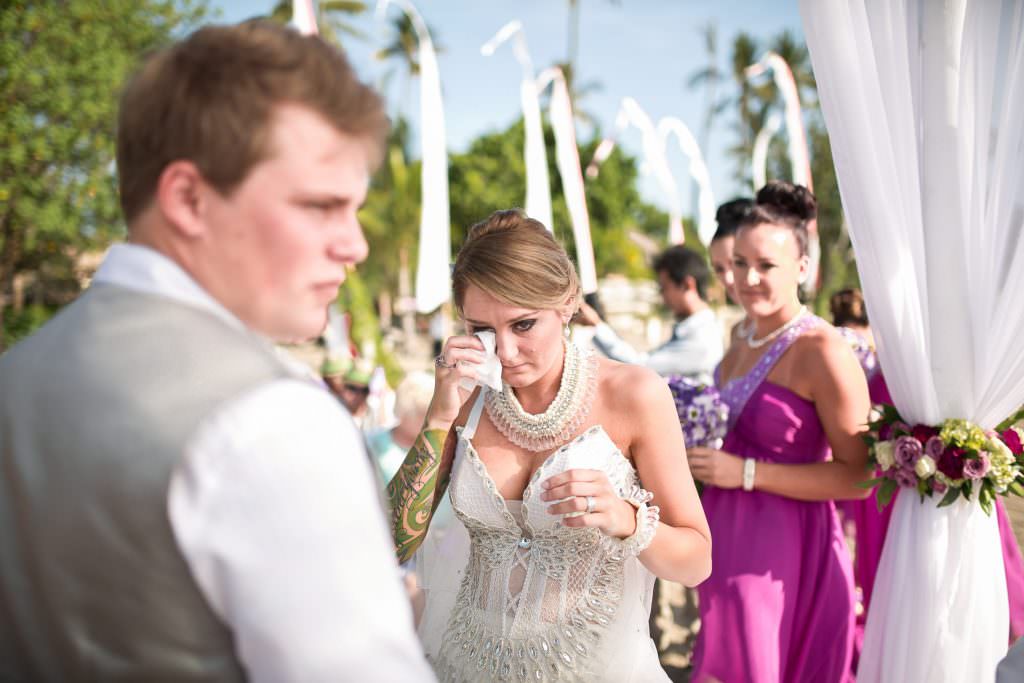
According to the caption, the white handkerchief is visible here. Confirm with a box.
[459,330,503,393]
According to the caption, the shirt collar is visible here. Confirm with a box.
[91,243,245,332]
[673,307,716,335]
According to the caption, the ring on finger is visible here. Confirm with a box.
[585,495,596,514]
[434,354,457,369]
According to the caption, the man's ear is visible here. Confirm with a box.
[155,160,209,239]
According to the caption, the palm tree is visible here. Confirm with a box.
[268,1,368,47]
[725,29,852,310]
[687,22,729,221]
[373,13,445,116]
[559,0,619,131]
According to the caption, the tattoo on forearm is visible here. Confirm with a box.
[386,428,451,563]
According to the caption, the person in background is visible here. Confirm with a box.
[578,245,724,383]
[689,181,869,683]
[707,198,755,308]
[320,354,350,397]
[367,371,436,483]
[338,362,373,426]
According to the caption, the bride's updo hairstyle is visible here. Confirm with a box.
[739,180,817,257]
[451,208,581,315]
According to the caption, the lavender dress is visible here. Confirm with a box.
[692,315,855,683]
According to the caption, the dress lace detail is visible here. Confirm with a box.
[432,424,650,682]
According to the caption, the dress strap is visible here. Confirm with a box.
[462,389,488,440]
[719,314,824,430]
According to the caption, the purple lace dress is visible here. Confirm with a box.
[692,315,855,683]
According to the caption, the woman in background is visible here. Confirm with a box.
[689,182,869,683]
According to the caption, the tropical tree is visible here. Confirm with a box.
[724,29,856,311]
[447,118,668,280]
[357,118,421,329]
[0,0,208,350]
[686,22,730,233]
[373,13,445,116]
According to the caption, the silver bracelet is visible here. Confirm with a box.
[742,457,756,491]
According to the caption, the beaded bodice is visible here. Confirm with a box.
[432,413,646,683]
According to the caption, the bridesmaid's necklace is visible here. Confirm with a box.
[485,340,598,453]
[746,305,808,349]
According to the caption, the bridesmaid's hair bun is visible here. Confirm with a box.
[756,180,817,222]
[739,180,818,256]
[712,198,755,242]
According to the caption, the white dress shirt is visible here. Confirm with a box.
[591,307,724,382]
[93,244,435,682]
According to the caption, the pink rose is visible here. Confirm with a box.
[894,435,923,468]
[894,467,918,489]
[1002,429,1023,456]
[963,454,991,480]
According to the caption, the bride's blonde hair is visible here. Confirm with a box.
[451,209,581,316]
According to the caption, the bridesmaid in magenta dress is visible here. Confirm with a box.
[689,182,870,683]
[831,289,1024,647]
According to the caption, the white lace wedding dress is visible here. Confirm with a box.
[417,392,669,682]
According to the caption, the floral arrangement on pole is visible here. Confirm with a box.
[862,405,1024,514]
[667,376,729,449]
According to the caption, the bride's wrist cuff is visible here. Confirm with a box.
[615,486,660,557]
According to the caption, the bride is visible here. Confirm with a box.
[387,209,711,682]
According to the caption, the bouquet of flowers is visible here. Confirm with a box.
[667,376,729,450]
[863,404,1024,514]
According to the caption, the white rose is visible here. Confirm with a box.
[915,454,937,478]
[875,440,896,471]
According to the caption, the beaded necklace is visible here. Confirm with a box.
[484,340,598,453]
[746,306,808,349]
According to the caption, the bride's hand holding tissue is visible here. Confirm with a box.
[426,330,502,432]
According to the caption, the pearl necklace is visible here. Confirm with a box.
[484,340,598,453]
[746,305,808,349]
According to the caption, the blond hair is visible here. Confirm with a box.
[451,209,581,315]
[394,371,435,422]
[116,20,388,224]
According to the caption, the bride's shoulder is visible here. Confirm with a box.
[595,356,669,409]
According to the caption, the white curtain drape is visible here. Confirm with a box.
[800,1,1024,680]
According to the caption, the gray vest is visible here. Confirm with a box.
[0,283,296,681]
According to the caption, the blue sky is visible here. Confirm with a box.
[211,1,805,214]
